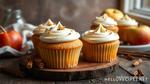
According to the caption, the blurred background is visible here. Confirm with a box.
[0,0,120,33]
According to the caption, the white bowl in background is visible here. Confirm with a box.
[119,43,150,52]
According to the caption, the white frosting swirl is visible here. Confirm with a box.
[94,14,117,26]
[117,15,138,26]
[82,24,119,43]
[40,22,80,43]
[33,19,55,35]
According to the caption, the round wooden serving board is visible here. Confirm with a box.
[20,55,119,81]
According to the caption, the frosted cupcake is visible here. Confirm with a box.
[32,19,55,54]
[117,15,138,41]
[38,22,83,69]
[91,14,118,33]
[82,24,119,63]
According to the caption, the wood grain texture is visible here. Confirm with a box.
[0,0,119,33]
[0,57,143,84]
[119,57,150,84]
[19,55,118,81]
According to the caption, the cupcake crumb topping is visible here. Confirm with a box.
[44,19,55,26]
[33,19,55,35]
[56,22,65,30]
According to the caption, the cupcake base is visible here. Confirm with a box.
[82,40,120,63]
[38,39,83,69]
[118,25,137,42]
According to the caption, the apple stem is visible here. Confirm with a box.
[0,25,7,32]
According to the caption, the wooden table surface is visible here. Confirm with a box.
[0,57,149,84]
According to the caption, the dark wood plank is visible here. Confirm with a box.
[0,65,140,84]
[119,57,150,84]
[0,57,142,84]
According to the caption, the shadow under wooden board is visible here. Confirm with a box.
[19,54,119,81]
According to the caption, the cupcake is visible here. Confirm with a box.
[117,15,138,42]
[91,14,118,33]
[82,24,119,63]
[38,22,83,69]
[32,19,55,54]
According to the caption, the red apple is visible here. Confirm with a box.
[0,26,23,51]
[127,25,150,45]
[8,30,23,50]
[104,8,124,20]
[0,26,11,47]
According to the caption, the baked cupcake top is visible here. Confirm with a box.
[117,15,138,26]
[93,14,117,26]
[33,19,55,35]
[82,24,119,43]
[40,22,80,43]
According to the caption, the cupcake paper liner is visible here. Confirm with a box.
[38,46,82,69]
[118,25,137,41]
[82,40,119,63]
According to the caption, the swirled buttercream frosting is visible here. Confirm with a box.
[94,14,117,26]
[82,24,119,43]
[117,15,138,26]
[33,19,55,35]
[40,22,80,43]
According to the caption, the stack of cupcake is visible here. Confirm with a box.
[91,14,119,33]
[91,8,150,45]
[31,8,150,70]
[31,18,120,69]
[90,12,137,43]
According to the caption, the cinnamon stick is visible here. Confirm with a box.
[34,58,44,69]
[23,56,33,69]
[131,69,144,77]
[132,70,139,76]
[26,60,33,69]
[138,69,144,76]
[132,59,143,67]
